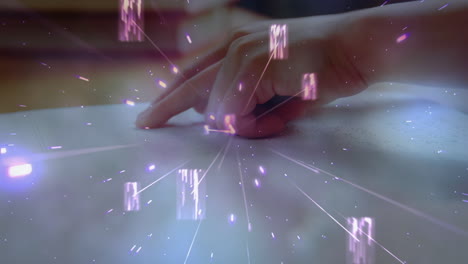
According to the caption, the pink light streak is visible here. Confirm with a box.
[302,73,318,100]
[177,169,205,220]
[158,80,167,88]
[48,146,62,150]
[124,182,140,211]
[347,217,375,264]
[224,115,236,134]
[185,34,193,44]
[396,33,408,43]
[269,24,288,60]
[119,0,144,42]
[259,166,266,175]
[125,100,135,106]
[254,178,260,188]
[203,115,236,135]
[76,75,89,82]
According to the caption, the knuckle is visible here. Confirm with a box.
[228,25,252,42]
[227,36,253,57]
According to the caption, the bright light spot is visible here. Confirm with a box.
[119,0,144,42]
[259,166,265,175]
[396,33,408,43]
[186,34,192,44]
[172,66,179,74]
[302,73,318,100]
[49,146,62,150]
[203,125,210,135]
[269,24,288,60]
[148,164,156,171]
[238,83,243,92]
[125,100,135,106]
[254,178,260,187]
[124,182,140,211]
[177,169,206,220]
[224,115,236,135]
[0,147,6,154]
[158,80,167,88]
[229,213,236,224]
[8,163,33,178]
[76,75,89,82]
[209,115,215,121]
[271,232,276,239]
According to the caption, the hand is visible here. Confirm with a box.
[136,14,369,138]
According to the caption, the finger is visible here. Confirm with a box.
[151,42,231,106]
[136,61,222,128]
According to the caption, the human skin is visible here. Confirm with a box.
[136,0,468,138]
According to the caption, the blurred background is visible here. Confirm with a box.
[0,0,414,114]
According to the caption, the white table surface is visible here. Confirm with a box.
[0,83,467,264]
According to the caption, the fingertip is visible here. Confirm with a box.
[135,105,168,129]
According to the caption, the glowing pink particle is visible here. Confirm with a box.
[186,34,192,44]
[0,147,6,154]
[346,217,375,264]
[229,213,236,224]
[119,0,144,42]
[125,100,135,106]
[302,73,318,100]
[396,34,408,43]
[76,75,89,82]
[238,83,243,92]
[203,125,210,135]
[124,182,140,211]
[8,163,32,178]
[269,24,288,60]
[158,80,167,88]
[136,246,142,253]
[254,178,260,187]
[49,146,62,150]
[172,66,179,74]
[224,115,236,135]
[259,166,265,175]
[177,169,206,220]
